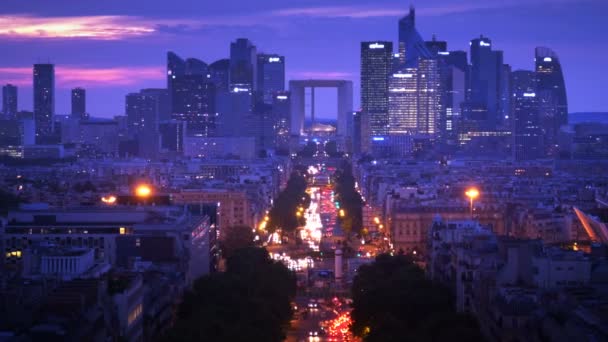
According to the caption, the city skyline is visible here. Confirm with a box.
[0,0,606,118]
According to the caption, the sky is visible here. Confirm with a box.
[0,0,606,119]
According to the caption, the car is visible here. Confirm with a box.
[308,330,319,338]
[307,299,318,309]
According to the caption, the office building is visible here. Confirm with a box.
[361,41,393,137]
[511,70,543,160]
[33,64,55,141]
[388,70,418,134]
[398,6,432,68]
[272,91,291,152]
[171,74,215,137]
[71,87,86,119]
[230,38,257,89]
[2,84,18,119]
[257,54,285,104]
[535,47,568,156]
[417,58,442,135]
[469,36,504,129]
[126,92,158,135]
[209,59,230,93]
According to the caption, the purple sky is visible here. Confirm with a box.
[1,0,606,119]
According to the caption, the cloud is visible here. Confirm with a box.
[288,71,354,80]
[0,66,163,88]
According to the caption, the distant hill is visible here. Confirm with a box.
[569,112,608,124]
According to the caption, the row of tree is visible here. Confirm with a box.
[351,254,483,341]
[267,171,310,235]
[163,247,296,342]
[332,160,364,235]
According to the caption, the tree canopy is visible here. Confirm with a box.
[164,247,296,342]
[351,254,483,342]
[332,160,363,235]
[219,225,255,259]
[267,171,309,234]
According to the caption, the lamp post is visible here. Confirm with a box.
[465,188,479,218]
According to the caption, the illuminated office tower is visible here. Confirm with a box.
[71,87,86,119]
[171,75,215,136]
[535,47,568,156]
[398,6,432,67]
[361,41,393,137]
[511,70,542,160]
[257,54,285,104]
[272,91,291,151]
[2,84,17,119]
[33,64,55,142]
[417,59,442,135]
[388,70,418,134]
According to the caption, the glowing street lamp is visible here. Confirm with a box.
[135,184,152,198]
[339,209,345,218]
[465,188,479,218]
[101,195,117,205]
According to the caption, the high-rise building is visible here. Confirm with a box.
[125,92,158,136]
[167,52,215,136]
[141,88,170,122]
[361,41,393,138]
[417,59,442,135]
[257,54,285,104]
[388,70,418,134]
[535,47,568,156]
[272,91,291,152]
[398,6,432,68]
[171,75,215,136]
[230,38,257,89]
[469,36,504,129]
[425,36,448,56]
[511,70,542,160]
[71,87,86,119]
[209,59,230,93]
[33,64,55,141]
[2,84,18,119]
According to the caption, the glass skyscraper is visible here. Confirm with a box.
[2,84,17,119]
[71,87,86,119]
[398,6,432,68]
[535,47,568,156]
[361,41,393,137]
[388,70,418,134]
[230,38,257,89]
[257,54,285,104]
[33,64,55,141]
[469,36,505,129]
[511,70,543,160]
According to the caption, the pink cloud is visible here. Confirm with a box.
[0,66,163,88]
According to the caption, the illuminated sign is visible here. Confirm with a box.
[523,92,536,97]
[276,95,288,100]
[543,57,552,62]
[268,57,281,62]
[369,43,385,49]
[479,41,491,47]
[232,87,250,93]
[372,137,385,141]
[438,51,450,55]
[393,73,413,78]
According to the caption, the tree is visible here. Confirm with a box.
[332,161,363,235]
[164,247,296,342]
[220,225,255,259]
[351,254,483,342]
[267,171,309,235]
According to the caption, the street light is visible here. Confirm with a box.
[339,209,345,218]
[135,184,152,198]
[465,188,479,218]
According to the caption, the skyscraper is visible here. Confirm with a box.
[209,59,230,93]
[71,87,86,119]
[167,51,186,93]
[257,54,285,104]
[388,70,418,134]
[535,47,568,156]
[126,92,158,135]
[469,36,504,129]
[230,38,257,89]
[511,70,542,160]
[398,6,432,68]
[272,91,291,152]
[2,84,18,119]
[417,59,442,135]
[361,41,393,137]
[171,75,216,136]
[33,64,55,141]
